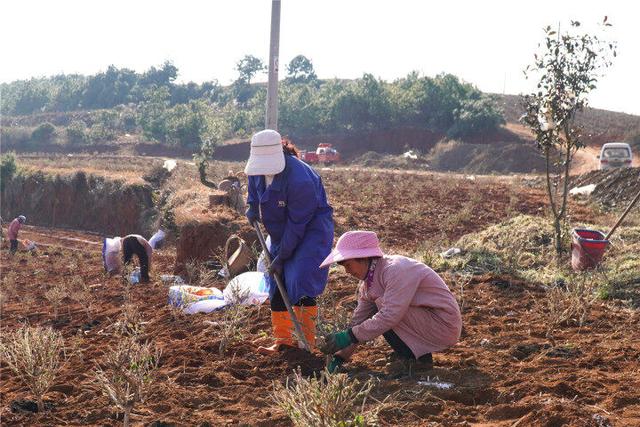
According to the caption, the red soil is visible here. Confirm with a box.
[1,171,639,426]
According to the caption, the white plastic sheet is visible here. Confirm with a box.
[569,184,596,197]
[223,272,269,306]
[183,298,228,315]
[149,230,166,249]
[102,237,122,273]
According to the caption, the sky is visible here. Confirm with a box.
[2,0,639,115]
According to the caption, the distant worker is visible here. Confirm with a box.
[245,129,334,354]
[7,215,26,255]
[318,230,462,374]
[121,234,153,283]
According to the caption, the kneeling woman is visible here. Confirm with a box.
[318,230,462,372]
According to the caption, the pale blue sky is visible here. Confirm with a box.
[2,0,639,114]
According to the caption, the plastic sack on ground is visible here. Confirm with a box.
[102,237,122,273]
[129,267,141,284]
[160,274,185,285]
[149,230,166,249]
[168,285,224,308]
[22,239,37,251]
[183,298,228,315]
[223,271,269,305]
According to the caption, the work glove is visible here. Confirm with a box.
[267,254,284,276]
[246,206,260,225]
[318,329,356,354]
[327,355,346,374]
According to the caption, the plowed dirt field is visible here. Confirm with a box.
[2,169,639,426]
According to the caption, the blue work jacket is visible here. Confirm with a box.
[247,154,334,304]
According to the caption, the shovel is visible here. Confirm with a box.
[252,222,311,352]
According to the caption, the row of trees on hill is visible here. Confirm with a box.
[1,55,504,147]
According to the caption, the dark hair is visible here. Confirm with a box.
[282,137,300,158]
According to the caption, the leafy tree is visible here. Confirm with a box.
[82,65,138,109]
[286,55,317,83]
[279,83,322,135]
[165,100,216,148]
[331,74,392,130]
[235,55,266,84]
[66,120,89,145]
[194,114,229,189]
[31,122,57,144]
[1,153,18,192]
[521,19,616,258]
[140,61,177,87]
[448,96,505,138]
[138,86,171,142]
[12,79,53,115]
[51,74,87,111]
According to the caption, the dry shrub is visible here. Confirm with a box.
[94,337,161,427]
[272,368,379,427]
[452,272,472,313]
[44,282,68,319]
[0,326,65,413]
[315,290,352,340]
[543,275,598,346]
[68,276,94,320]
[214,282,250,355]
[2,271,18,300]
[118,303,145,337]
[184,259,217,286]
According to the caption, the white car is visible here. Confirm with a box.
[598,142,633,170]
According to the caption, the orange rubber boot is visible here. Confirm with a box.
[257,311,295,355]
[294,305,318,351]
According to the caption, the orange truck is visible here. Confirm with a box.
[300,143,341,165]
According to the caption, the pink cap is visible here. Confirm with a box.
[319,231,384,268]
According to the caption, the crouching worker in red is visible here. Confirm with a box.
[318,231,462,374]
[122,234,153,283]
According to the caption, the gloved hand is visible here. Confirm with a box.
[267,254,284,276]
[246,206,260,225]
[318,329,356,354]
[327,355,346,373]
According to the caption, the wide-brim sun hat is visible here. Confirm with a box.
[244,129,285,176]
[319,230,384,268]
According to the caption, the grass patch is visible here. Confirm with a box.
[419,214,640,306]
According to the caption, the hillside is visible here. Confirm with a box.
[496,94,640,146]
[2,72,640,174]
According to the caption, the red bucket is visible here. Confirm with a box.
[571,228,609,271]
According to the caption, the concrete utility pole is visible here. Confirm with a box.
[265,0,281,130]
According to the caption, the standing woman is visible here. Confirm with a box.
[245,129,334,354]
[7,215,26,254]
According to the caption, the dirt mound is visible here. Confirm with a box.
[350,151,429,170]
[571,167,640,208]
[428,140,545,173]
[174,218,257,273]
[1,170,157,236]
